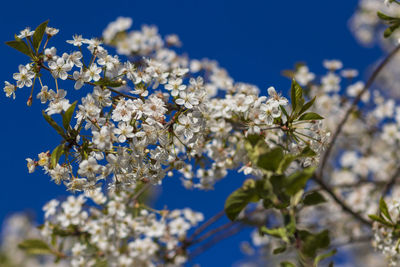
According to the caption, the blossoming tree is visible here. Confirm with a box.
[2,1,400,266]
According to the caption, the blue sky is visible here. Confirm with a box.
[0,0,382,265]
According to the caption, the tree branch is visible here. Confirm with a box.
[183,209,226,246]
[312,176,372,226]
[188,224,243,260]
[318,44,400,177]
[380,165,400,199]
[314,45,400,227]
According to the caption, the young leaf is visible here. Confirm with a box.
[260,226,289,243]
[51,144,64,169]
[42,111,66,138]
[314,249,337,267]
[299,96,316,115]
[284,167,316,195]
[368,214,393,227]
[290,79,303,114]
[384,23,400,38]
[94,77,124,88]
[303,191,326,206]
[5,40,32,57]
[62,101,77,130]
[18,239,52,255]
[280,262,295,267]
[280,105,289,118]
[224,187,259,221]
[377,11,398,21]
[379,198,393,223]
[298,112,324,121]
[277,154,297,174]
[299,146,317,157]
[273,245,287,255]
[298,229,330,258]
[32,20,49,53]
[276,147,316,174]
[257,147,284,172]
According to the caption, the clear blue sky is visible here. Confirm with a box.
[0,0,381,266]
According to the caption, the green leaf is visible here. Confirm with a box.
[62,101,77,130]
[94,259,108,267]
[273,245,287,254]
[225,186,259,221]
[246,134,263,147]
[260,226,289,243]
[42,111,66,138]
[255,179,274,200]
[377,11,398,21]
[379,198,393,222]
[94,77,124,87]
[277,154,296,174]
[276,147,316,174]
[51,144,64,169]
[298,112,324,121]
[314,249,337,267]
[299,96,316,115]
[18,239,52,255]
[5,40,32,57]
[280,105,289,118]
[299,146,317,158]
[368,214,393,227]
[384,23,400,38]
[290,79,303,115]
[280,262,296,267]
[284,167,316,195]
[257,147,284,172]
[303,191,326,206]
[32,20,49,53]
[298,229,330,258]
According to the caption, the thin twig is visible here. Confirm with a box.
[188,224,243,260]
[314,45,400,227]
[381,166,400,199]
[189,220,236,246]
[318,44,400,177]
[132,183,151,201]
[331,235,372,248]
[184,209,226,245]
[312,176,372,226]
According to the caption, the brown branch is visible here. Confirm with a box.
[380,165,400,199]
[183,209,226,246]
[314,45,400,227]
[188,224,243,260]
[331,235,372,248]
[189,220,236,246]
[312,176,372,226]
[318,44,400,177]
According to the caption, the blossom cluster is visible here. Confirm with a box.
[40,192,203,266]
[5,8,400,265]
[1,17,329,266]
